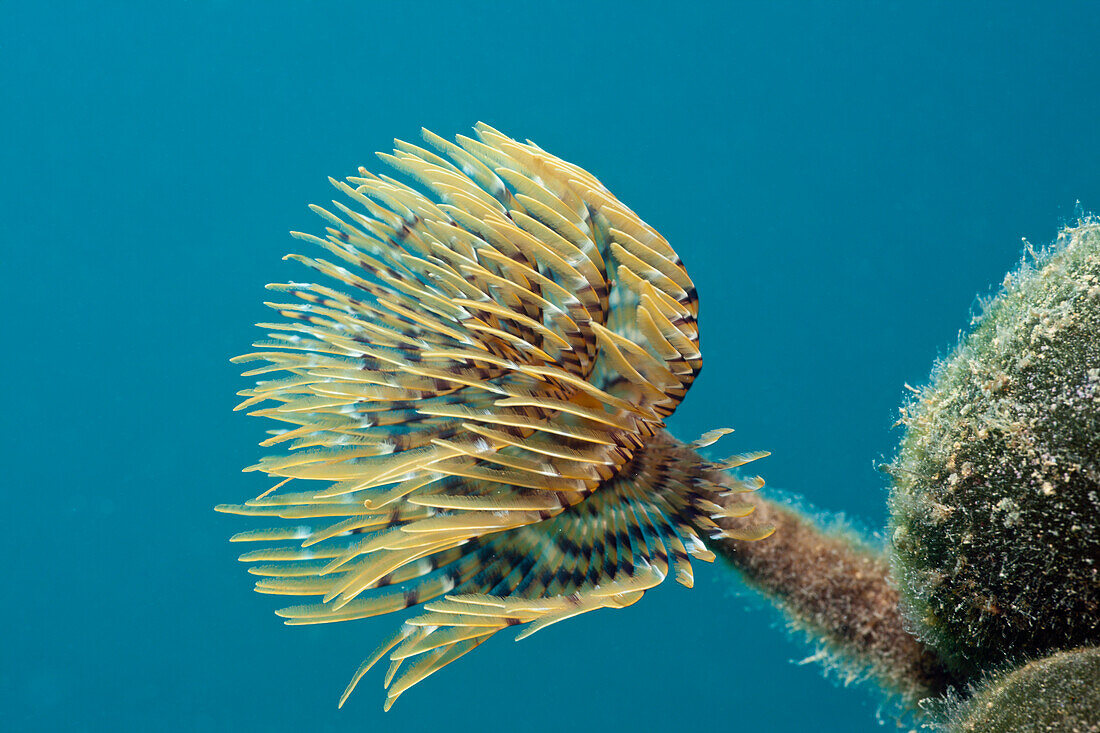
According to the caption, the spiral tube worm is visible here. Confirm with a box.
[217,125,772,710]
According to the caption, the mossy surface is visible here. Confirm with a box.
[889,221,1100,680]
[949,647,1100,733]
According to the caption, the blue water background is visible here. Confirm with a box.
[3,2,1098,731]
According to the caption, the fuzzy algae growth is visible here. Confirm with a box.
[950,647,1100,733]
[889,220,1100,682]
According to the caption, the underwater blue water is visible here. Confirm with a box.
[3,2,1098,731]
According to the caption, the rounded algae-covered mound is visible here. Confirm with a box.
[889,220,1100,679]
[949,647,1100,733]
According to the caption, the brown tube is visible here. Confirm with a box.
[706,464,957,702]
[648,431,955,702]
